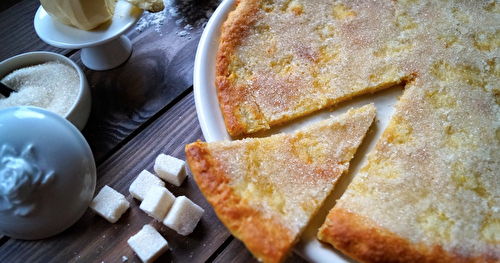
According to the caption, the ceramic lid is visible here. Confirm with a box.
[0,106,96,239]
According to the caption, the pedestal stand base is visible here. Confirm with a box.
[81,35,133,71]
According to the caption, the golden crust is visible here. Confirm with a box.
[215,0,408,136]
[216,0,267,136]
[319,207,498,263]
[186,105,376,263]
[216,0,259,77]
[185,141,294,263]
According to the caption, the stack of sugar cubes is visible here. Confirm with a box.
[88,154,204,263]
[129,154,205,235]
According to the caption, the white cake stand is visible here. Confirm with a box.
[34,1,144,71]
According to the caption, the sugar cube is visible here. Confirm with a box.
[139,185,176,221]
[129,170,165,201]
[127,224,169,263]
[89,185,130,223]
[163,196,204,236]
[154,154,187,186]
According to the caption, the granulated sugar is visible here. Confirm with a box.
[135,0,221,36]
[0,61,80,117]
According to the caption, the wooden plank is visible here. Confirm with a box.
[0,0,67,61]
[0,0,20,13]
[65,0,222,163]
[0,92,232,262]
[77,24,201,162]
[213,239,309,263]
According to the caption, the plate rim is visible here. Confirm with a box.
[193,0,235,143]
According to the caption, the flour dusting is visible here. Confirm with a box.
[135,0,222,36]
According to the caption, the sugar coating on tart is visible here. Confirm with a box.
[319,79,500,262]
[315,0,500,261]
[186,104,376,263]
[217,0,415,136]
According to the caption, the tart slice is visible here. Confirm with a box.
[185,104,376,263]
[216,0,412,136]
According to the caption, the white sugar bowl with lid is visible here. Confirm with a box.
[0,51,91,131]
[0,106,96,239]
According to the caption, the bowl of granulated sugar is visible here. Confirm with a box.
[0,52,91,131]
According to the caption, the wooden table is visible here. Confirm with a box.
[0,1,308,262]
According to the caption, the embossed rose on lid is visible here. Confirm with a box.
[0,144,55,216]
[0,106,96,240]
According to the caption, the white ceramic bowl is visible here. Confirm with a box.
[0,106,96,240]
[0,51,91,131]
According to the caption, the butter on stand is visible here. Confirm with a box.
[39,0,165,31]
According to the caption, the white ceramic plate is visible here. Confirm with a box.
[193,0,403,262]
[34,1,143,49]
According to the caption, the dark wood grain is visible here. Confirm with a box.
[79,26,201,163]
[213,238,309,263]
[0,0,67,62]
[76,0,222,163]
[0,0,20,13]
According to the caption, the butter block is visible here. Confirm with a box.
[139,185,176,221]
[154,154,187,186]
[40,0,117,30]
[127,224,169,263]
[89,185,129,223]
[129,170,165,201]
[163,196,204,236]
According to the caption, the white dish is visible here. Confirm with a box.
[0,51,91,131]
[193,0,403,262]
[34,1,143,48]
[34,1,143,70]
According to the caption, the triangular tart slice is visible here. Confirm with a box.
[185,104,376,263]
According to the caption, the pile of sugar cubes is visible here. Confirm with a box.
[88,154,204,263]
